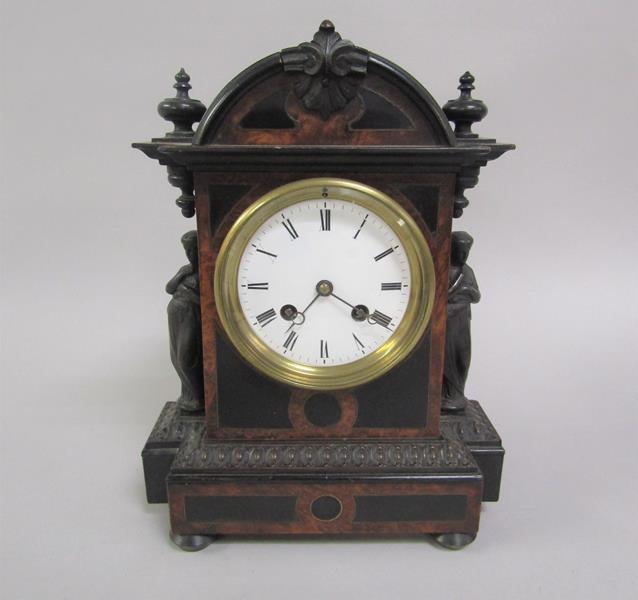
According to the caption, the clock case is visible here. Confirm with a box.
[135,21,513,550]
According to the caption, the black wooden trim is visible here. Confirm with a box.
[186,495,297,522]
[193,53,282,145]
[354,494,467,522]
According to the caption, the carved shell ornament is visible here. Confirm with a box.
[281,20,369,120]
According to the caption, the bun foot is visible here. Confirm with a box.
[432,532,476,549]
[170,531,217,552]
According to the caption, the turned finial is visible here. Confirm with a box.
[443,71,488,139]
[320,19,335,32]
[157,68,206,139]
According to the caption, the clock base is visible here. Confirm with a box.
[142,401,504,548]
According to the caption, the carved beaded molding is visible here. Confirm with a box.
[172,432,475,472]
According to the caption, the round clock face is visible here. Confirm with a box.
[238,199,410,367]
[214,178,435,390]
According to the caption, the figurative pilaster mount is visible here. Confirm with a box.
[442,231,481,412]
[166,231,204,412]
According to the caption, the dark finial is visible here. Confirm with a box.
[157,68,206,139]
[173,67,192,97]
[443,71,488,139]
[459,71,475,92]
[167,165,196,218]
[320,19,335,32]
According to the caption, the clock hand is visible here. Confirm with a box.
[328,288,390,329]
[329,287,390,330]
[285,279,336,332]
[285,292,320,332]
[330,291,354,310]
[300,292,321,315]
[329,291,369,322]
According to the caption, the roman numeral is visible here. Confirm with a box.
[320,339,329,359]
[370,310,393,329]
[283,330,299,352]
[374,246,398,262]
[255,308,277,327]
[281,216,299,240]
[320,208,331,231]
[353,214,368,239]
[246,282,269,290]
[252,244,277,259]
[381,282,402,291]
[352,333,365,353]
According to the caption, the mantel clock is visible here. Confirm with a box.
[135,20,514,551]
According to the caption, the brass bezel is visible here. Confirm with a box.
[214,178,435,390]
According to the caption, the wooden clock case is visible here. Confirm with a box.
[135,21,513,550]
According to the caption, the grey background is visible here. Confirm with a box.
[1,0,636,598]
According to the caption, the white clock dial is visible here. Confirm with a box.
[238,198,410,367]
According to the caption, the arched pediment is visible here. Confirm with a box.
[193,21,455,147]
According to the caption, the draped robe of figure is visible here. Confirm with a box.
[442,258,481,411]
[166,233,204,412]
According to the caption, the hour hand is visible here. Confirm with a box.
[329,291,369,322]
